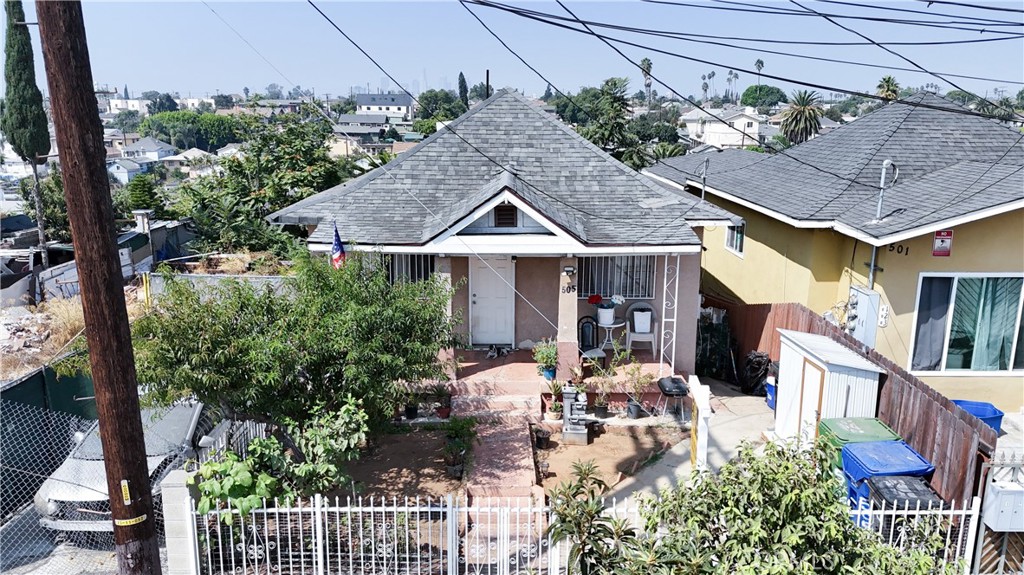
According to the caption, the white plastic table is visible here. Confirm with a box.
[597,318,625,350]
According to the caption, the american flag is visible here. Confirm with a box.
[331,223,346,269]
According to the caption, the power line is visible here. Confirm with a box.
[791,0,1023,120]
[642,0,1023,34]
[714,0,1021,27]
[474,2,1022,85]
[468,0,1019,121]
[911,0,1024,14]
[814,0,1024,26]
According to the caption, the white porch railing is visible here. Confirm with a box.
[177,494,980,575]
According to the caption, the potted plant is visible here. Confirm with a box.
[592,371,615,419]
[443,439,467,479]
[624,361,655,419]
[535,426,552,449]
[546,400,564,421]
[429,383,452,419]
[543,379,564,411]
[588,294,625,325]
[533,338,558,381]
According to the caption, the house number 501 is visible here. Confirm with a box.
[888,244,910,256]
[560,285,577,294]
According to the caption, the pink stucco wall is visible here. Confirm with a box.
[514,257,560,344]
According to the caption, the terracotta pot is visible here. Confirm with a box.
[435,406,452,419]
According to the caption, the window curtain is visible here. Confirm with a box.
[912,277,953,371]
[968,277,1022,371]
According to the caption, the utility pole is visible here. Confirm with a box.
[35,2,162,574]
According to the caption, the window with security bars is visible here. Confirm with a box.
[387,254,435,283]
[578,256,656,299]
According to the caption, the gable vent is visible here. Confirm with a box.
[494,205,518,228]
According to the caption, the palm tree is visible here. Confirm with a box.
[780,90,823,144]
[701,75,708,101]
[708,71,717,97]
[652,142,684,160]
[877,76,900,101]
[640,58,653,108]
[754,59,764,103]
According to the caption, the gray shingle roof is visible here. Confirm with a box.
[646,92,1024,241]
[122,136,176,153]
[642,176,744,225]
[270,89,702,247]
[335,114,388,124]
[355,93,414,107]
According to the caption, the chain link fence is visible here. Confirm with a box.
[0,398,240,574]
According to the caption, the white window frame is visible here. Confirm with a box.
[907,271,1024,377]
[577,256,656,300]
[725,224,746,257]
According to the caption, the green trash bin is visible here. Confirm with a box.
[819,418,900,469]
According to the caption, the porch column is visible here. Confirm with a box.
[556,256,579,380]
[436,256,456,381]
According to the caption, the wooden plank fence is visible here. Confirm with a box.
[704,297,997,504]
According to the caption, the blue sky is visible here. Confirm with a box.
[7,1,1023,102]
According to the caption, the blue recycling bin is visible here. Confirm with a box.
[765,381,776,410]
[952,400,1004,434]
[842,441,934,506]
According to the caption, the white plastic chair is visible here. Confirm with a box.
[624,302,657,353]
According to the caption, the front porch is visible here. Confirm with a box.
[453,348,688,412]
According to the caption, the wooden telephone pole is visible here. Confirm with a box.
[34,2,162,573]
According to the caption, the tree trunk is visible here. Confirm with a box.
[30,162,49,269]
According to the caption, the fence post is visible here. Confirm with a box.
[161,469,200,575]
[963,496,981,575]
[447,494,459,575]
[314,493,325,575]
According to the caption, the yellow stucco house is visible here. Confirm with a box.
[645,92,1024,412]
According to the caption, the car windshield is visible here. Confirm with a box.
[73,404,197,460]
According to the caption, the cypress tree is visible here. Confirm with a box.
[123,84,128,99]
[458,72,469,108]
[2,0,52,267]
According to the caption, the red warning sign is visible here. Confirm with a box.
[932,230,953,257]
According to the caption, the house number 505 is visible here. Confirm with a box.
[561,285,577,294]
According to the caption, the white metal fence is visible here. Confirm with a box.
[191,496,640,575]
[188,494,981,575]
[850,496,981,570]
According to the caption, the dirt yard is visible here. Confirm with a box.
[342,428,462,500]
[533,424,689,491]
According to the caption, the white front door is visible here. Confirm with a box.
[470,256,514,345]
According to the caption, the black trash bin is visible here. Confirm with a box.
[866,475,944,534]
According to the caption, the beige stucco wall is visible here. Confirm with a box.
[515,257,560,344]
[836,209,1024,413]
[700,195,1024,412]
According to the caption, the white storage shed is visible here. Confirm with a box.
[775,329,885,446]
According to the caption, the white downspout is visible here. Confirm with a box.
[868,159,898,289]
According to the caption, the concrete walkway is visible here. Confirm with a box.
[606,378,775,500]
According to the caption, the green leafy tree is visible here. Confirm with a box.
[146,93,179,114]
[243,86,250,100]
[781,90,823,145]
[542,84,555,102]
[416,89,467,120]
[552,86,603,126]
[469,82,490,100]
[458,72,469,108]
[18,165,130,243]
[141,90,160,101]
[945,90,977,105]
[112,110,142,133]
[171,105,361,253]
[383,126,401,141]
[3,0,52,266]
[287,85,311,100]
[628,115,679,144]
[1016,87,1024,109]
[196,101,215,114]
[117,252,460,442]
[740,84,788,108]
[330,96,357,117]
[265,83,284,99]
[125,175,161,213]
[140,110,241,152]
[877,75,900,101]
[412,118,437,136]
[824,106,844,123]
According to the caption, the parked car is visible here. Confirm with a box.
[33,402,224,534]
